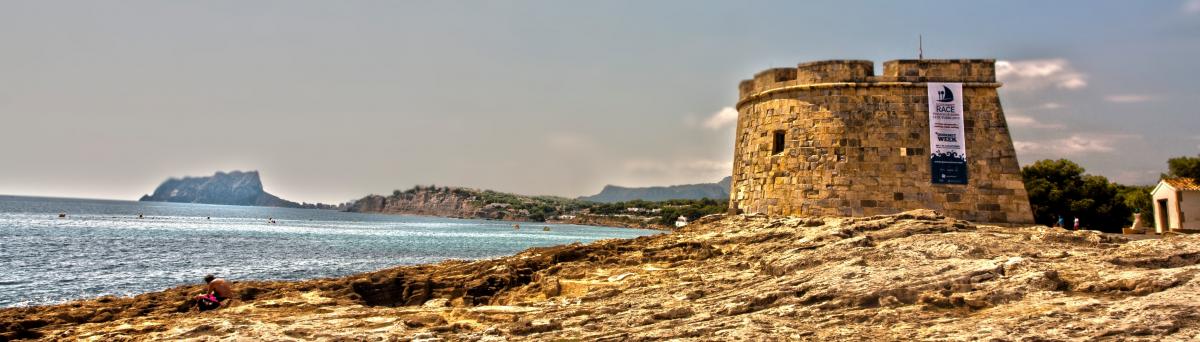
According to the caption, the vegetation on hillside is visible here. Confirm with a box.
[1021,154,1200,233]
[379,185,726,227]
[1021,159,1135,232]
[586,198,727,226]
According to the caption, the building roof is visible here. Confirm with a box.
[1163,177,1200,191]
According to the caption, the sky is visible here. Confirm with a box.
[1,1,1198,204]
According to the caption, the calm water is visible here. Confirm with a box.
[0,195,659,308]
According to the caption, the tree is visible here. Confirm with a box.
[1021,159,1131,233]
[1117,185,1152,225]
[528,212,546,222]
[658,207,682,226]
[1165,154,1200,179]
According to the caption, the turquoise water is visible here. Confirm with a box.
[0,195,659,308]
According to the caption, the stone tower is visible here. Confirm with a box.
[729,59,1034,224]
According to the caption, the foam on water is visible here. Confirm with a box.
[0,195,659,307]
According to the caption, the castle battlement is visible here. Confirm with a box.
[728,58,1033,224]
[738,59,999,101]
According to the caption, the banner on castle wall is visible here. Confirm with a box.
[927,82,968,184]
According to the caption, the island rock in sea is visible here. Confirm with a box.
[138,170,301,208]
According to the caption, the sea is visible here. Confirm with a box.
[0,195,659,308]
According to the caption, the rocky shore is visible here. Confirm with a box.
[3,210,1199,341]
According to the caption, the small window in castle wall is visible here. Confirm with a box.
[772,130,786,155]
[790,106,796,113]
[767,109,774,116]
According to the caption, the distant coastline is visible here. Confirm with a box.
[132,170,725,230]
[345,185,726,230]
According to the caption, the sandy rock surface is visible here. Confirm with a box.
[4,210,1200,341]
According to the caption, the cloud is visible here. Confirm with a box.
[1186,0,1200,14]
[703,107,739,130]
[1013,133,1140,156]
[1039,102,1063,109]
[624,159,729,174]
[1058,78,1087,90]
[1104,94,1157,103]
[545,132,594,152]
[1007,115,1064,129]
[1111,169,1162,185]
[995,59,1088,91]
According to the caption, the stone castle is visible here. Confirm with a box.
[729,59,1034,224]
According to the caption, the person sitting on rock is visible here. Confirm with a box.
[195,274,234,311]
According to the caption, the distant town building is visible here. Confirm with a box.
[675,215,689,228]
[1151,178,1200,234]
[483,203,511,210]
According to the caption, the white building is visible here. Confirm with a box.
[1150,178,1200,234]
[675,215,689,228]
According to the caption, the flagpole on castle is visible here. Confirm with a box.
[919,34,923,60]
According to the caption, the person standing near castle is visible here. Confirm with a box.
[1056,215,1064,228]
[1073,217,1080,231]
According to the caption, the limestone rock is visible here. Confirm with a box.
[6,210,1200,341]
[138,170,305,208]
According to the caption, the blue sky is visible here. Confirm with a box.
[1,1,1198,203]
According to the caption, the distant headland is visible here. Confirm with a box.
[139,170,343,210]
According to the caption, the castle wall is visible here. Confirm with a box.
[730,59,1034,224]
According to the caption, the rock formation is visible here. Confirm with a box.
[138,171,302,208]
[345,186,480,218]
[346,187,517,220]
[579,176,732,203]
[4,210,1199,340]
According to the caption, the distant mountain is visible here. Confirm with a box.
[139,170,302,208]
[579,176,732,203]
